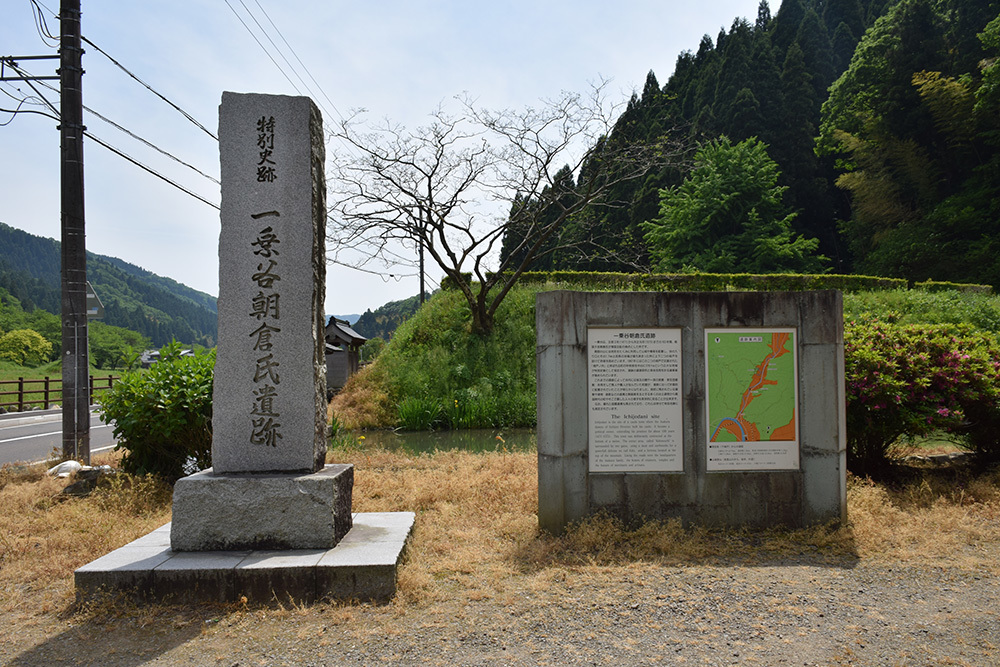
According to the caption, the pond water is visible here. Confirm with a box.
[340,428,536,454]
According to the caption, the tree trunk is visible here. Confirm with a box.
[470,302,494,336]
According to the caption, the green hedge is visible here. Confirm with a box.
[469,270,992,294]
[912,279,993,294]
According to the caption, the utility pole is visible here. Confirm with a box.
[0,1,88,462]
[59,0,90,464]
[418,206,425,305]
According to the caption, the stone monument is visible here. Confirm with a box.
[536,290,847,535]
[170,92,352,551]
[75,93,413,604]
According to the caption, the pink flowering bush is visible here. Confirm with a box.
[845,321,1000,474]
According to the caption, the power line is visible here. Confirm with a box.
[327,257,415,281]
[247,0,347,124]
[29,74,220,185]
[4,74,220,210]
[236,0,312,96]
[84,102,220,185]
[223,0,364,164]
[80,35,218,141]
[28,0,59,47]
[84,130,220,210]
[0,98,59,125]
[223,0,303,96]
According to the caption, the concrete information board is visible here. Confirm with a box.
[587,327,683,472]
[536,290,847,535]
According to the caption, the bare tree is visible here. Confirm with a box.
[328,83,685,335]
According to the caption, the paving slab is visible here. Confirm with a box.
[74,512,414,605]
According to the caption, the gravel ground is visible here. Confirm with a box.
[3,558,998,666]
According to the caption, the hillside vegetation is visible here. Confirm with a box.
[332,281,1000,472]
[502,0,1000,288]
[0,222,217,347]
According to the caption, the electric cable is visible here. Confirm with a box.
[84,130,220,210]
[327,257,415,281]
[224,0,364,162]
[80,36,218,141]
[26,74,220,185]
[29,0,59,47]
[222,0,303,96]
[1,98,59,125]
[235,0,315,99]
[247,0,348,125]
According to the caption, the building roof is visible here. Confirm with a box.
[325,317,367,347]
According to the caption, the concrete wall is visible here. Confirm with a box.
[536,290,846,535]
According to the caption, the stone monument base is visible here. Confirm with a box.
[170,464,354,551]
[75,512,414,604]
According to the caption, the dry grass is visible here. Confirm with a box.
[848,467,1000,567]
[1,447,999,624]
[0,452,171,616]
[328,364,395,430]
[346,449,1000,608]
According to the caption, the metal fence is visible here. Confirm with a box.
[0,376,118,413]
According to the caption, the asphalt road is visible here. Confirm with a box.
[0,409,116,466]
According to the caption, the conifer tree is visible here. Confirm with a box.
[771,0,807,56]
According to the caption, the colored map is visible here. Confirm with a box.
[706,330,797,443]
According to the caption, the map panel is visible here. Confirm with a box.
[705,328,799,471]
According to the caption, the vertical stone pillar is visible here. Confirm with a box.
[213,92,328,474]
[171,93,352,552]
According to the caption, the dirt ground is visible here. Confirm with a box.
[2,541,999,666]
[3,451,999,666]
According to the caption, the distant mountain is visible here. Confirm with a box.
[0,222,217,347]
[352,293,430,340]
[330,313,361,326]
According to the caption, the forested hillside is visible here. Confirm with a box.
[352,293,430,341]
[0,222,217,347]
[502,0,1000,288]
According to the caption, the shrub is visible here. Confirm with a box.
[99,341,215,481]
[374,287,538,431]
[844,289,1000,333]
[845,321,1000,474]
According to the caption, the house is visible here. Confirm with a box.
[324,317,366,395]
[139,348,194,368]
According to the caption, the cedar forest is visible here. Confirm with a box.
[500,0,1000,288]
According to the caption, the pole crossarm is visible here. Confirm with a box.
[1,55,59,81]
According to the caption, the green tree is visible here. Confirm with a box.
[770,0,807,56]
[88,321,152,369]
[824,0,866,43]
[821,2,1000,284]
[795,8,837,106]
[0,329,53,366]
[642,137,825,274]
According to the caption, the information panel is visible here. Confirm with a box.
[588,328,683,472]
[705,328,799,471]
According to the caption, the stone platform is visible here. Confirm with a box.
[75,512,414,604]
[171,464,355,551]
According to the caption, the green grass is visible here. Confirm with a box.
[0,363,119,411]
[844,289,1000,332]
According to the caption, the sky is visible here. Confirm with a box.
[1,0,765,317]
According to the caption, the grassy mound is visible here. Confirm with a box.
[332,286,1000,434]
[331,286,538,430]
